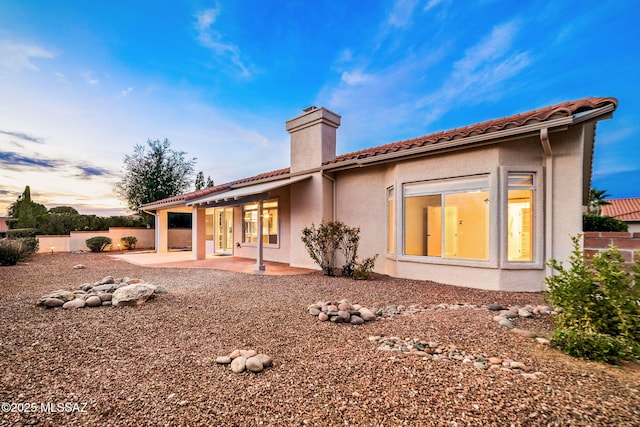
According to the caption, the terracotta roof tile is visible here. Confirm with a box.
[601,198,640,221]
[141,168,290,209]
[330,97,618,164]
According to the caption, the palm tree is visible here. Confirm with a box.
[588,188,612,215]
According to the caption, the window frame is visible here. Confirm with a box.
[500,167,544,269]
[399,173,499,268]
[241,198,280,248]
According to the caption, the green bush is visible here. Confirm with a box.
[550,327,634,364]
[352,254,378,280]
[0,238,38,266]
[121,236,137,250]
[86,236,112,252]
[7,228,38,238]
[546,235,640,363]
[583,214,628,232]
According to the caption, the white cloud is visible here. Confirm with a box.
[119,87,134,98]
[340,70,375,86]
[387,0,421,29]
[415,20,531,123]
[80,71,99,86]
[0,40,56,71]
[195,8,252,78]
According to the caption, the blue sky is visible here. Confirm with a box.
[1,0,638,216]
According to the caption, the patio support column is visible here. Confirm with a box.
[254,200,265,272]
[192,205,206,260]
[157,210,169,253]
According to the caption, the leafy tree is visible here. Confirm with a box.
[195,171,214,190]
[115,138,196,212]
[588,188,612,215]
[7,186,48,229]
[49,206,79,215]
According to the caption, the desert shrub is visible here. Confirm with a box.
[121,236,137,250]
[301,221,377,279]
[546,235,640,363]
[583,214,628,232]
[301,221,344,276]
[0,238,38,265]
[19,236,39,255]
[352,254,378,280]
[0,240,23,265]
[86,236,112,252]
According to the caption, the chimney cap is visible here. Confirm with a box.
[302,106,317,113]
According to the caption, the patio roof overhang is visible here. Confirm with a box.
[186,174,311,207]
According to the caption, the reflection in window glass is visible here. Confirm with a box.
[403,176,489,260]
[243,200,278,244]
[508,173,534,261]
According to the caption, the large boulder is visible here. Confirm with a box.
[112,283,157,307]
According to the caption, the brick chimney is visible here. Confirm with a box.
[286,106,341,173]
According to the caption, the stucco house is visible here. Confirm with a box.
[141,97,617,292]
[601,198,640,232]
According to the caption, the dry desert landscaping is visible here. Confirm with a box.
[1,252,639,426]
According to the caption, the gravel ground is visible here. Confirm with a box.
[1,253,639,426]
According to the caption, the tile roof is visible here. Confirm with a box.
[141,167,290,209]
[601,198,640,221]
[143,96,617,210]
[329,97,618,163]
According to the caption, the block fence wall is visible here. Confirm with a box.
[583,232,640,265]
[37,228,155,254]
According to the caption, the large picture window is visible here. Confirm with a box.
[403,176,490,260]
[507,173,534,261]
[243,200,279,245]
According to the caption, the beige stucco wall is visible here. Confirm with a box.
[37,228,155,253]
[328,124,593,292]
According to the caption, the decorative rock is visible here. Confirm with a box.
[359,308,377,321]
[338,303,352,311]
[488,357,503,365]
[309,307,321,316]
[254,354,273,368]
[240,349,257,358]
[517,308,533,318]
[230,356,246,373]
[38,290,76,306]
[72,264,86,269]
[216,356,231,364]
[510,328,537,338]
[510,361,526,370]
[498,319,515,329]
[245,356,264,373]
[337,310,351,323]
[101,301,112,307]
[349,315,364,325]
[62,298,86,309]
[85,295,102,307]
[44,298,64,308]
[229,349,243,359]
[154,286,168,294]
[99,276,115,285]
[318,312,329,321]
[536,337,550,345]
[80,283,93,291]
[488,304,504,311]
[99,293,112,302]
[92,284,119,293]
[112,283,156,307]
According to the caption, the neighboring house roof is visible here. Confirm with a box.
[142,97,617,211]
[601,198,640,221]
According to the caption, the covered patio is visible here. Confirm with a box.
[110,251,314,276]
